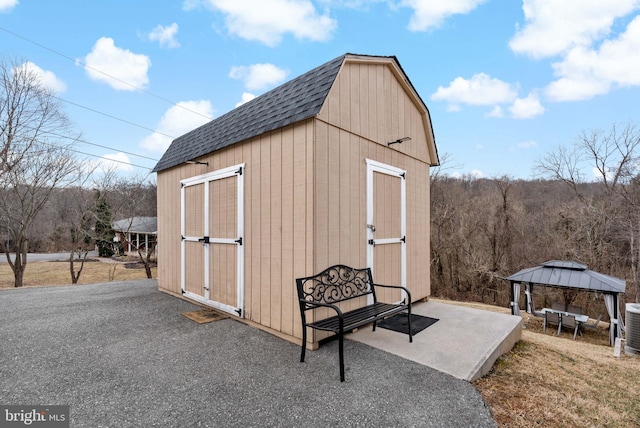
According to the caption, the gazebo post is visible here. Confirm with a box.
[612,293,622,344]
[510,280,520,316]
[524,282,534,314]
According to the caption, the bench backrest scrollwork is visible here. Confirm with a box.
[296,264,376,307]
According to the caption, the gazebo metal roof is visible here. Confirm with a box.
[506,260,626,294]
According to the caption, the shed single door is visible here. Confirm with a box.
[180,164,245,317]
[366,159,407,304]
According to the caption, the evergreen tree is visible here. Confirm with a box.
[94,190,115,257]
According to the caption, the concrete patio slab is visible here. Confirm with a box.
[350,300,523,381]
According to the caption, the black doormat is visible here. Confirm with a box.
[377,313,439,335]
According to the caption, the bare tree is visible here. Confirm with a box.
[0,140,76,286]
[52,162,105,284]
[535,122,640,302]
[111,173,157,278]
[0,56,77,286]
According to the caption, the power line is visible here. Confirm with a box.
[38,129,160,162]
[0,24,214,121]
[37,139,154,171]
[52,95,176,140]
[71,147,152,170]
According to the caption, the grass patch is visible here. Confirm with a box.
[438,300,640,427]
[0,258,155,288]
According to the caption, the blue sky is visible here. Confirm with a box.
[1,0,639,180]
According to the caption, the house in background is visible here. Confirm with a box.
[112,216,157,257]
[153,53,439,348]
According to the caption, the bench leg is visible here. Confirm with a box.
[339,332,345,382]
[300,326,307,363]
[407,308,413,343]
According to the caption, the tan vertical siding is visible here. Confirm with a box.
[318,60,436,166]
[280,126,295,337]
[157,57,433,346]
[156,120,316,338]
[259,134,272,327]
[270,130,283,332]
[314,68,432,304]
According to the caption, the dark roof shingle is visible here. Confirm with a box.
[153,54,347,172]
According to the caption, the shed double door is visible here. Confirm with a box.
[180,164,245,317]
[366,159,407,304]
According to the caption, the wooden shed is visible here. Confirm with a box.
[153,53,439,347]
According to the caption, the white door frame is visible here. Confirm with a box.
[180,163,245,317]
[366,158,407,303]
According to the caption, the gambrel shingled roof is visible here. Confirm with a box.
[153,53,435,173]
[153,54,349,172]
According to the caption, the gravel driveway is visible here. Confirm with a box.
[0,280,495,427]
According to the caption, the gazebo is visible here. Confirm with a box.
[506,260,626,345]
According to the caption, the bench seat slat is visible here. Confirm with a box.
[309,302,405,332]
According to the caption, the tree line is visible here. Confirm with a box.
[431,123,640,316]
[1,56,156,287]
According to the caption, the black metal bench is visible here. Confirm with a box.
[296,264,412,381]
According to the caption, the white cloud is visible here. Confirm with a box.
[182,0,199,10]
[200,0,337,46]
[516,140,538,149]
[17,62,66,93]
[98,152,134,172]
[449,169,484,179]
[0,0,18,12]
[545,15,640,101]
[148,23,180,48]
[509,140,539,153]
[82,37,151,91]
[229,63,288,91]
[509,0,639,59]
[431,73,518,107]
[469,169,484,178]
[592,166,615,182]
[235,92,256,107]
[140,100,214,153]
[486,106,504,118]
[317,0,385,8]
[400,0,487,31]
[509,92,545,119]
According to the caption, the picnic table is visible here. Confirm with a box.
[540,307,588,339]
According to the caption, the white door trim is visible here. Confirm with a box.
[365,158,407,303]
[180,163,245,317]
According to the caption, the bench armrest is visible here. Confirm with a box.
[371,283,412,305]
[299,299,344,318]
